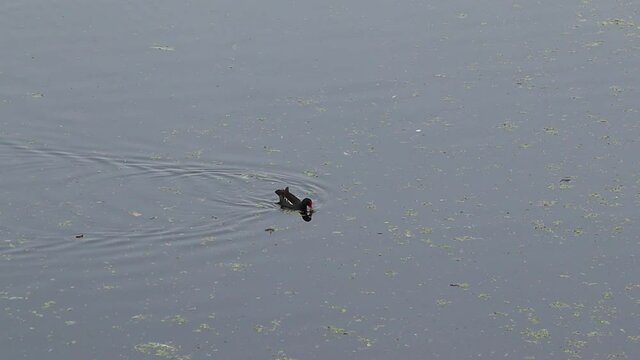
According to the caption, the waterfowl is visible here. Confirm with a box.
[275,187,313,212]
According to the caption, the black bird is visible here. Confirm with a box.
[275,187,313,212]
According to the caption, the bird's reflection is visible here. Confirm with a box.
[301,210,313,222]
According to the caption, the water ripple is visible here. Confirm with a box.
[0,138,328,269]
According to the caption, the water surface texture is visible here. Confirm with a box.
[2,0,639,359]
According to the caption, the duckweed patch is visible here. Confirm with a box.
[327,325,350,336]
[150,45,175,51]
[134,342,190,360]
[254,320,281,334]
[162,315,187,325]
[522,328,550,343]
[497,121,518,130]
[217,262,250,272]
[303,169,318,177]
[273,350,296,360]
[325,325,374,348]
[449,283,469,289]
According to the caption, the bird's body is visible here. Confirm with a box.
[275,187,313,212]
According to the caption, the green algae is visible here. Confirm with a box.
[327,325,350,336]
[134,342,190,360]
[162,315,187,325]
[522,328,550,343]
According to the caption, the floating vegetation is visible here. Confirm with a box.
[521,328,550,343]
[549,301,571,310]
[515,74,534,88]
[607,352,628,359]
[254,320,281,334]
[454,235,479,241]
[609,85,624,96]
[263,146,281,154]
[192,323,213,333]
[562,338,587,358]
[286,96,316,106]
[327,304,348,313]
[358,335,374,348]
[544,127,559,135]
[628,335,640,343]
[0,291,27,300]
[449,283,469,289]
[420,227,433,234]
[538,199,556,207]
[559,181,574,190]
[303,169,318,177]
[602,291,614,300]
[131,314,151,322]
[584,41,604,48]
[200,236,216,246]
[325,325,374,348]
[601,18,632,26]
[436,299,452,306]
[607,184,623,193]
[545,163,562,172]
[150,45,175,51]
[404,208,418,217]
[273,350,296,360]
[42,301,56,309]
[58,220,72,227]
[497,121,518,131]
[162,314,188,325]
[134,342,190,360]
[218,262,250,272]
[327,325,350,336]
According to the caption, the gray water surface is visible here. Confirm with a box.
[2,0,639,359]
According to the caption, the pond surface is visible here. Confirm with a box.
[1,0,639,359]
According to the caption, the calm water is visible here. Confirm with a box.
[2,0,639,359]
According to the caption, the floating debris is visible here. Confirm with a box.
[327,325,350,336]
[450,283,469,289]
[303,169,318,177]
[150,45,175,51]
[134,342,189,360]
[75,234,84,239]
[497,121,518,130]
[522,328,550,343]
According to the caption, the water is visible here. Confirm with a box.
[2,0,639,359]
